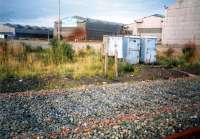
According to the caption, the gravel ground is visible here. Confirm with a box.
[0,78,200,139]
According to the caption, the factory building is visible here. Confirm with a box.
[0,23,53,40]
[162,0,200,46]
[54,16,123,41]
[126,14,164,43]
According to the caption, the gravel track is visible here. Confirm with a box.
[0,78,200,139]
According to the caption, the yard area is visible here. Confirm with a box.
[0,40,200,138]
[0,40,200,93]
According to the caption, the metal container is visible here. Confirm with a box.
[140,36,157,64]
[103,35,124,59]
[123,36,140,64]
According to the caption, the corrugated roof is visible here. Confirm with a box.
[62,16,124,26]
[2,23,53,31]
[152,14,165,18]
[134,14,164,23]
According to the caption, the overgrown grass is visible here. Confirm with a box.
[0,40,104,81]
[158,57,184,68]
[0,40,135,84]
[158,43,200,74]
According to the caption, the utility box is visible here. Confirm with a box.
[123,36,140,64]
[140,36,157,64]
[103,35,124,59]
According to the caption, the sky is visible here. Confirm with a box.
[0,0,175,27]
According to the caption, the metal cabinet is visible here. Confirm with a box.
[103,35,124,59]
[140,36,157,64]
[123,36,140,64]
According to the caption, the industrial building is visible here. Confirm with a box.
[0,23,53,40]
[126,14,164,43]
[162,0,200,46]
[54,16,123,41]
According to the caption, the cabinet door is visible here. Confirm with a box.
[127,51,139,64]
[129,38,140,51]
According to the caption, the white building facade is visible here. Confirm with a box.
[162,0,200,46]
[126,14,164,43]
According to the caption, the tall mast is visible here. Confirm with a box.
[58,0,61,40]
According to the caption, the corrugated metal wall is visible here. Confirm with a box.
[86,20,122,40]
[56,17,123,41]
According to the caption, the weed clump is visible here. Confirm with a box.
[182,41,198,64]
[50,39,75,63]
[119,63,135,73]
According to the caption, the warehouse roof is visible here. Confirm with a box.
[134,14,164,23]
[62,16,124,26]
[3,23,53,31]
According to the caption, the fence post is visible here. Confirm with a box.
[115,45,118,78]
[104,44,108,77]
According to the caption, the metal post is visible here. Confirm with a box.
[57,0,61,40]
[115,45,118,78]
[48,29,50,42]
[104,44,108,77]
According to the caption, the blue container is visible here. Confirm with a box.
[140,36,157,64]
[123,36,140,64]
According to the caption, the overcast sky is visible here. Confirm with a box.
[0,0,175,27]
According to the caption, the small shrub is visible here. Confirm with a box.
[193,62,200,74]
[120,121,129,127]
[50,39,59,47]
[158,57,184,68]
[108,57,115,65]
[119,62,134,73]
[86,45,91,50]
[60,43,75,61]
[50,40,75,63]
[185,62,200,75]
[182,41,198,64]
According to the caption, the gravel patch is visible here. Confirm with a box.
[0,78,200,139]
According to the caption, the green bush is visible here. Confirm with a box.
[193,62,200,74]
[119,62,134,73]
[0,64,18,80]
[50,39,59,47]
[0,64,8,80]
[158,57,184,68]
[182,42,197,64]
[50,40,75,63]
[186,62,200,75]
[86,45,91,50]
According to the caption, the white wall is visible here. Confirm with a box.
[127,16,163,41]
[0,25,15,34]
[137,16,163,29]
[162,0,200,46]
